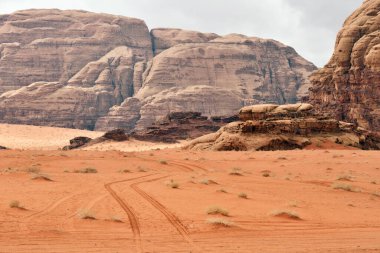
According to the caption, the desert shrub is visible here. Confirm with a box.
[159,160,168,165]
[166,179,179,189]
[78,210,96,220]
[31,174,52,181]
[238,192,248,199]
[206,218,234,227]
[9,200,22,209]
[332,183,356,192]
[207,206,229,216]
[229,168,243,176]
[271,210,301,220]
[74,168,98,174]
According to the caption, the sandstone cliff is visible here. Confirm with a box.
[309,0,380,131]
[0,9,317,131]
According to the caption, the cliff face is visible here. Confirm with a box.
[309,0,380,131]
[0,9,317,130]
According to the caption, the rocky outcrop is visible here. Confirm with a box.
[185,104,380,151]
[63,136,92,150]
[62,129,128,150]
[0,145,7,150]
[102,129,128,141]
[132,111,235,143]
[0,10,317,131]
[309,0,380,131]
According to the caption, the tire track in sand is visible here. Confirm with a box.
[131,176,201,252]
[104,174,155,253]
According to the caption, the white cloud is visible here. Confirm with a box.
[0,0,363,66]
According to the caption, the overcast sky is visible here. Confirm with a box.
[0,0,363,67]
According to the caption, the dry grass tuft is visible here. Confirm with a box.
[9,200,24,209]
[271,210,301,220]
[229,168,243,176]
[336,175,352,181]
[26,167,41,174]
[119,169,131,173]
[238,192,248,199]
[207,206,229,216]
[217,188,228,193]
[74,168,98,174]
[166,179,179,189]
[78,210,96,220]
[109,216,123,223]
[31,173,52,181]
[206,218,234,227]
[332,183,356,192]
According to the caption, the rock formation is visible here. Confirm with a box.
[0,9,317,131]
[309,0,380,131]
[185,103,380,151]
[63,136,92,150]
[132,111,236,143]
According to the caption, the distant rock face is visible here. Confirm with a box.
[0,10,152,129]
[309,0,380,131]
[0,10,317,131]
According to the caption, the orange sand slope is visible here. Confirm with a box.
[1,149,379,252]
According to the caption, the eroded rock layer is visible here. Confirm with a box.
[0,9,317,131]
[186,104,380,151]
[309,0,380,131]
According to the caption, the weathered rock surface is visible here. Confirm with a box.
[185,104,380,151]
[0,9,152,94]
[102,129,128,141]
[0,10,317,131]
[309,0,380,131]
[132,111,236,143]
[151,28,219,55]
[63,136,92,150]
[62,129,128,150]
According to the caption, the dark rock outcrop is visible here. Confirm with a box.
[132,111,230,143]
[309,0,380,131]
[102,129,128,141]
[63,136,92,150]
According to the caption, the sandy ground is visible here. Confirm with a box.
[0,124,104,150]
[0,148,379,252]
[1,124,380,252]
[0,124,182,151]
